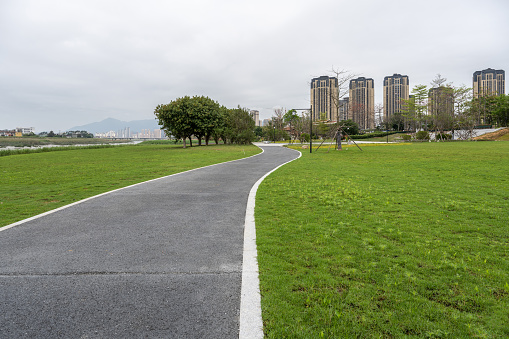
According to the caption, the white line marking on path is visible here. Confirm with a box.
[239,146,301,339]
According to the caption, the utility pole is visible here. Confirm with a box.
[310,109,312,153]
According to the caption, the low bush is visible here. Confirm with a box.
[416,130,430,140]
[401,134,412,141]
[300,133,310,143]
[435,133,452,141]
[347,131,398,139]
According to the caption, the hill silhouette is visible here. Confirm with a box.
[67,118,160,134]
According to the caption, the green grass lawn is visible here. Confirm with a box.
[255,141,509,338]
[0,143,260,227]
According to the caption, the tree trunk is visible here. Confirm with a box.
[183,137,186,149]
[337,131,342,150]
[188,136,193,147]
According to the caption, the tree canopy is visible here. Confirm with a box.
[154,96,256,147]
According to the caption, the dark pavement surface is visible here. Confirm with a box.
[0,145,299,338]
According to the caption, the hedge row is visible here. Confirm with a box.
[347,131,399,139]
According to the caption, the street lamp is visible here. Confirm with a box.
[387,121,389,143]
[273,125,275,143]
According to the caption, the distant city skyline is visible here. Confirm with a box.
[307,67,505,127]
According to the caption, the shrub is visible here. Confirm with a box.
[300,133,310,143]
[435,133,452,141]
[348,131,398,140]
[416,131,430,140]
[401,134,412,141]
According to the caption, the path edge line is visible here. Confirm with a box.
[0,147,265,233]
[239,147,302,339]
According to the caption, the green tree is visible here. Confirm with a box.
[284,109,300,142]
[471,95,497,125]
[154,96,196,148]
[492,94,509,126]
[402,85,428,131]
[210,106,228,145]
[317,122,330,139]
[224,106,256,144]
[262,120,288,142]
[452,86,475,140]
[390,112,405,131]
[190,96,221,146]
[254,126,263,138]
[338,119,359,136]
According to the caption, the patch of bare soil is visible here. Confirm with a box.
[472,128,509,141]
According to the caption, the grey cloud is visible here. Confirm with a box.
[1,0,508,131]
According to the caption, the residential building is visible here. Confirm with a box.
[0,129,16,137]
[250,110,261,126]
[383,74,409,122]
[473,68,505,98]
[310,76,339,121]
[337,97,349,121]
[349,77,375,130]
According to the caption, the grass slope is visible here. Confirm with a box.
[0,143,260,227]
[256,141,509,338]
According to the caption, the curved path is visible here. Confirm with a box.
[0,145,299,338]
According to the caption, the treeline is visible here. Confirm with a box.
[154,96,255,148]
[38,131,94,138]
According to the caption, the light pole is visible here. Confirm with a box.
[273,125,275,143]
[386,113,389,144]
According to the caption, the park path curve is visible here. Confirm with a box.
[0,144,300,339]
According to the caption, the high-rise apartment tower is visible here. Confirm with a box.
[250,110,260,127]
[383,74,409,122]
[310,76,339,121]
[473,68,505,98]
[349,77,375,130]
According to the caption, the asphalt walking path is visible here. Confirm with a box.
[0,144,299,338]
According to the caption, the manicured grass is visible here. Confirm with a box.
[255,141,509,338]
[0,143,260,227]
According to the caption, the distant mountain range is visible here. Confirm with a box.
[67,118,161,134]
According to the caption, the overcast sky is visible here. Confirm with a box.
[1,0,508,132]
